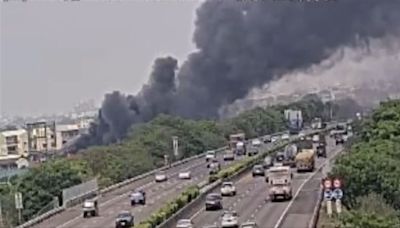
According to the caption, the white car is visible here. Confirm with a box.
[281,134,290,140]
[220,182,236,196]
[312,135,320,143]
[155,171,168,182]
[176,219,194,228]
[221,211,239,228]
[178,170,191,179]
[271,136,279,143]
[205,150,216,161]
[251,138,262,147]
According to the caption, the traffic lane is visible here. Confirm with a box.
[57,150,250,228]
[192,167,311,227]
[79,175,204,228]
[191,172,260,226]
[278,173,322,228]
[34,136,292,228]
[255,146,342,227]
[58,161,210,228]
[32,156,208,228]
[243,143,340,226]
[253,173,315,227]
[191,135,331,226]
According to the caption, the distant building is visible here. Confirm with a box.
[77,117,95,134]
[0,129,29,169]
[55,124,80,149]
[26,121,57,154]
[0,129,28,156]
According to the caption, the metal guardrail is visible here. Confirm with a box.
[308,186,323,228]
[13,129,296,228]
[156,127,337,227]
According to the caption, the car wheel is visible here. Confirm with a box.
[83,212,87,218]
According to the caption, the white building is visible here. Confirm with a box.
[0,129,28,156]
[0,129,29,169]
[56,124,80,149]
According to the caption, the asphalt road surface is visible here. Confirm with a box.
[32,133,289,228]
[188,137,342,228]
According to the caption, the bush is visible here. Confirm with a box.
[330,99,400,224]
[140,185,200,227]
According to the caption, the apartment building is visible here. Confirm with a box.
[0,129,29,169]
[0,129,28,156]
[55,124,80,149]
[26,121,57,153]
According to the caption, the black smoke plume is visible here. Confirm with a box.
[77,0,400,147]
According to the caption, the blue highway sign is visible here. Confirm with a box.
[333,188,343,200]
[324,189,333,200]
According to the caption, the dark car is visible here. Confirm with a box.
[205,193,223,210]
[247,148,259,157]
[263,136,272,143]
[207,158,221,168]
[252,165,265,177]
[316,143,327,158]
[130,190,146,206]
[335,134,345,145]
[115,211,134,228]
[275,152,285,163]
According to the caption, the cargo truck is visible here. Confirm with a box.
[266,165,293,201]
[295,139,315,172]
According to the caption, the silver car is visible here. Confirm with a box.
[176,219,194,228]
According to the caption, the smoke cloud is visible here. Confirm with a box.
[79,0,400,147]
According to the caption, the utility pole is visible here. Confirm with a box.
[172,136,179,158]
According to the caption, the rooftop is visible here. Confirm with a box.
[0,129,27,137]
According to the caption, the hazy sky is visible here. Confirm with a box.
[1,0,200,117]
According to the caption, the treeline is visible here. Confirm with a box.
[0,95,348,226]
[331,99,400,227]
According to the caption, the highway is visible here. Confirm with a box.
[188,137,342,228]
[31,134,283,228]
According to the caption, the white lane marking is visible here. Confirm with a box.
[190,207,205,220]
[273,147,342,228]
[56,140,278,228]
[56,161,205,228]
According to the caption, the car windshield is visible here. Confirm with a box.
[206,194,220,200]
[254,165,263,169]
[207,151,215,155]
[223,211,237,217]
[117,212,131,218]
[222,183,233,187]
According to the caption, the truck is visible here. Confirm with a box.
[229,133,246,156]
[274,144,297,167]
[295,139,315,172]
[266,165,293,201]
[311,117,323,129]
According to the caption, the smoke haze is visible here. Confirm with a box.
[232,36,400,112]
[81,0,400,146]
